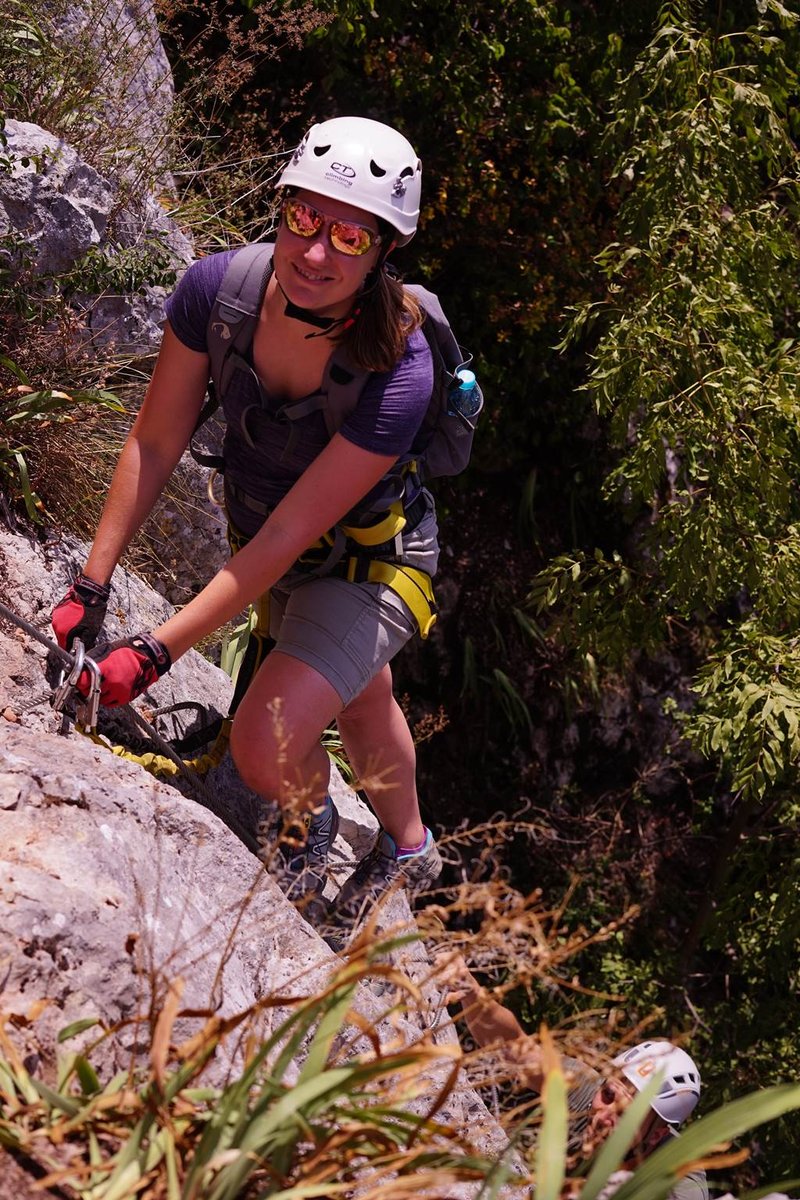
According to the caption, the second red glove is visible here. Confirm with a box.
[78,632,172,707]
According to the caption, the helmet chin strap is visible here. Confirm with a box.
[275,273,348,335]
[276,243,396,340]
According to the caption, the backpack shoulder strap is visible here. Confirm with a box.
[191,244,274,470]
[282,284,463,440]
[308,287,467,446]
[319,348,370,437]
[209,243,275,394]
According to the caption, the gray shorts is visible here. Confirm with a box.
[267,495,439,708]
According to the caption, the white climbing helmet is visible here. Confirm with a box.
[613,1041,701,1126]
[277,116,422,245]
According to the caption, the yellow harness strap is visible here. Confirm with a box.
[340,500,407,547]
[297,526,338,561]
[346,559,438,639]
[299,500,407,558]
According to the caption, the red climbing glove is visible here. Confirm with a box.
[77,632,172,707]
[51,573,111,651]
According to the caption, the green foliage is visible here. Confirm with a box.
[534,1061,570,1200]
[0,1,45,159]
[528,549,656,665]
[685,626,800,799]
[57,236,180,297]
[0,362,123,521]
[533,3,800,788]
[219,606,258,684]
[519,6,800,1178]
[319,725,355,787]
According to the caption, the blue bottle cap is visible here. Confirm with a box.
[457,369,476,390]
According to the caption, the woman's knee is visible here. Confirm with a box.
[230,685,335,803]
[229,707,282,796]
[337,665,395,731]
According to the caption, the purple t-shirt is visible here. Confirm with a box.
[165,248,433,535]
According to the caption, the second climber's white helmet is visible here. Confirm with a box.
[277,116,422,245]
[613,1041,701,1126]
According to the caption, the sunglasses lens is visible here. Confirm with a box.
[283,198,379,256]
[284,200,322,237]
[330,221,376,256]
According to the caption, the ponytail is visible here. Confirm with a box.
[338,261,423,373]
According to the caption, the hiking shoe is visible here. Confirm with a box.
[330,827,442,927]
[258,796,340,905]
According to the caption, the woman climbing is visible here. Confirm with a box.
[51,117,444,939]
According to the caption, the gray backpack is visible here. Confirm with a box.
[192,242,482,484]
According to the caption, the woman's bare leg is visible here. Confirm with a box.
[229,650,339,811]
[336,663,425,848]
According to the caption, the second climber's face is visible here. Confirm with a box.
[274,189,383,317]
[586,1076,666,1160]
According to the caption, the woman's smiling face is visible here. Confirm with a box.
[273,188,383,318]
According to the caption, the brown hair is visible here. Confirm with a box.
[339,260,424,373]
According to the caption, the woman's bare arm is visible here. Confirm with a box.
[84,327,210,584]
[153,431,398,659]
[439,954,546,1093]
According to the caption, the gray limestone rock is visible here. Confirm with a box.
[0,118,193,356]
[0,520,521,1198]
[50,0,175,163]
[0,121,115,274]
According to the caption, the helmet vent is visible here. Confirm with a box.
[399,166,414,178]
[369,160,387,177]
[313,144,331,157]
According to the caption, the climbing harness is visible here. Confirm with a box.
[0,597,260,857]
[226,484,439,639]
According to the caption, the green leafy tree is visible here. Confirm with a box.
[528,1,800,1175]
[533,0,800,798]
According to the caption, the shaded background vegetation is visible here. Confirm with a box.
[3,0,800,1185]
[173,0,800,1182]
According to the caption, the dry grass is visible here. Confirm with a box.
[0,851,648,1200]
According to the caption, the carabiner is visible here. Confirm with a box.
[76,657,101,732]
[51,639,86,714]
[50,639,101,732]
